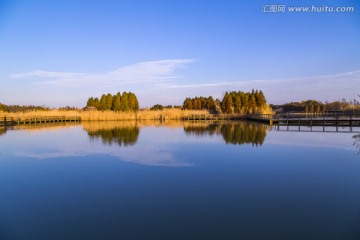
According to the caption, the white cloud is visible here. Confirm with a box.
[8,60,360,106]
[138,70,360,105]
[10,59,196,87]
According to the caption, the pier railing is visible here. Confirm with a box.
[251,113,360,120]
[183,113,360,127]
[0,115,81,127]
[249,113,360,126]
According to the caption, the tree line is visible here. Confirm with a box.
[221,90,266,114]
[272,98,360,114]
[86,92,139,112]
[0,103,49,112]
[183,90,267,114]
[183,96,217,111]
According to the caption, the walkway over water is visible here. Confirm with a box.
[0,116,81,127]
[249,113,360,127]
[184,113,360,127]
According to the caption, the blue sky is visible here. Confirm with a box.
[0,0,359,108]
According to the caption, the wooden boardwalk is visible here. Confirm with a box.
[249,113,360,127]
[183,113,360,127]
[0,116,81,127]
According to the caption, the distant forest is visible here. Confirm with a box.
[183,90,267,114]
[86,92,139,112]
[0,103,49,112]
[272,98,360,113]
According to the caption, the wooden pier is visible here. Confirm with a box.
[183,113,360,127]
[249,113,360,127]
[0,116,81,127]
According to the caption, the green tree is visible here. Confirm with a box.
[234,94,241,114]
[241,93,249,114]
[193,97,201,110]
[221,92,233,114]
[113,92,122,112]
[87,97,94,107]
[310,104,315,113]
[207,96,216,111]
[106,93,113,110]
[99,94,107,111]
[257,90,266,108]
[249,94,256,114]
[305,105,309,113]
[150,104,164,111]
[183,98,193,109]
[121,92,129,111]
[128,92,139,111]
[94,97,100,110]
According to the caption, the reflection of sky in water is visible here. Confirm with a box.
[1,123,360,240]
[268,127,360,151]
[8,127,196,167]
[0,124,359,167]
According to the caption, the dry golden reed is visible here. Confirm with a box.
[0,107,272,122]
[80,109,209,121]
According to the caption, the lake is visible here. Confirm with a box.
[1,121,360,240]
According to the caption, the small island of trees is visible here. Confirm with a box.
[183,90,268,114]
[86,92,139,112]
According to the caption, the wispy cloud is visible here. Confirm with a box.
[139,70,360,105]
[8,60,360,106]
[15,148,194,167]
[10,59,196,87]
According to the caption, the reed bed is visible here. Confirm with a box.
[80,109,209,121]
[0,108,274,122]
[0,110,81,119]
[0,109,209,121]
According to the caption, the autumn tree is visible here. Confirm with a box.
[106,93,113,110]
[86,91,139,112]
[113,92,121,112]
[99,94,107,111]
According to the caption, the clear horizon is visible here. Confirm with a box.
[1,0,359,108]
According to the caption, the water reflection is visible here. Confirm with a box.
[0,127,6,136]
[184,122,268,146]
[84,122,139,146]
[353,133,360,154]
[2,125,360,240]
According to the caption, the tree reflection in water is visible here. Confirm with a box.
[0,128,7,136]
[353,133,360,155]
[184,122,268,146]
[83,122,140,146]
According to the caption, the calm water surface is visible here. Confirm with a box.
[0,121,360,240]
